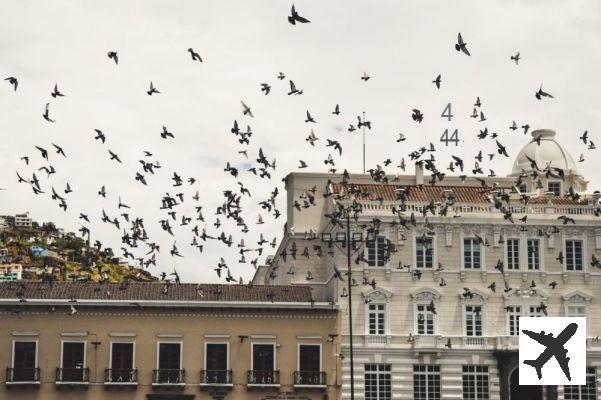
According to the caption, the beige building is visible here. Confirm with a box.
[0,281,340,400]
[258,130,601,400]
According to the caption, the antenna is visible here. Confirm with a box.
[362,110,366,174]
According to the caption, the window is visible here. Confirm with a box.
[109,342,135,382]
[416,304,435,335]
[564,367,596,400]
[567,305,587,318]
[566,240,583,271]
[61,341,86,382]
[205,343,228,383]
[413,365,441,400]
[463,239,481,269]
[527,239,540,270]
[251,344,276,384]
[368,303,386,335]
[506,239,519,270]
[365,364,391,400]
[465,306,482,337]
[507,306,521,336]
[157,342,182,383]
[367,236,387,267]
[529,305,544,317]
[416,237,434,269]
[462,365,489,400]
[548,181,561,196]
[297,344,322,385]
[11,341,37,382]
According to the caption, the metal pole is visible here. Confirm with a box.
[362,111,366,174]
[346,213,355,400]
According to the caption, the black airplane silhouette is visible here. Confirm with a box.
[522,322,578,381]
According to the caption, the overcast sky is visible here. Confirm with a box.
[1,0,600,283]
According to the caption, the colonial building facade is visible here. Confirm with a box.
[258,130,601,400]
[0,282,339,400]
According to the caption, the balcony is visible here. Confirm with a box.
[411,335,442,350]
[104,368,138,387]
[152,369,186,387]
[293,371,326,389]
[199,369,233,388]
[55,367,89,386]
[364,334,391,346]
[5,368,40,387]
[247,370,280,388]
[496,336,519,350]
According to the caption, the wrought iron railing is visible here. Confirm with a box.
[247,370,280,385]
[56,367,89,383]
[6,367,40,383]
[294,371,326,386]
[104,368,138,383]
[200,369,232,384]
[152,369,185,384]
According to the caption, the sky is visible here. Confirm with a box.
[1,0,600,283]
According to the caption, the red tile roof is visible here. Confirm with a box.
[0,282,315,304]
[331,183,589,206]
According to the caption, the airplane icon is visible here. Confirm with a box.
[522,322,578,381]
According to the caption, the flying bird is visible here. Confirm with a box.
[147,81,160,95]
[187,48,202,62]
[260,83,271,95]
[51,84,65,98]
[511,52,520,65]
[288,4,310,24]
[42,103,55,122]
[433,74,441,89]
[107,51,118,64]
[241,101,254,117]
[455,32,471,56]
[535,85,554,100]
[361,71,370,81]
[4,77,18,91]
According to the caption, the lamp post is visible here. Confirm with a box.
[320,202,373,400]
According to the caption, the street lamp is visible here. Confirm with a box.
[319,202,372,400]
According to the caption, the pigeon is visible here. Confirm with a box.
[241,101,254,117]
[288,4,310,24]
[187,48,202,62]
[433,74,441,89]
[161,126,174,139]
[412,109,424,123]
[455,32,471,56]
[332,104,340,115]
[5,77,18,91]
[51,83,65,98]
[94,129,106,143]
[535,85,553,100]
[260,83,271,95]
[361,71,370,81]
[42,103,55,122]
[511,52,520,65]
[107,51,118,64]
[147,81,160,95]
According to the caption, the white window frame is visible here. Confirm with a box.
[414,235,436,269]
[60,340,87,369]
[506,305,521,336]
[11,340,39,369]
[526,238,542,271]
[505,238,520,271]
[462,365,490,400]
[250,342,276,371]
[367,234,388,268]
[366,302,387,335]
[462,237,484,270]
[413,364,441,400]
[365,363,392,400]
[109,341,136,370]
[296,343,322,372]
[528,305,544,317]
[463,305,484,337]
[414,303,436,335]
[204,341,230,371]
[564,367,597,400]
[564,238,586,272]
[547,180,562,196]
[156,341,183,370]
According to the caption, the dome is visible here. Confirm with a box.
[510,129,578,176]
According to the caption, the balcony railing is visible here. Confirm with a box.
[247,370,280,386]
[294,371,326,387]
[199,369,233,386]
[104,368,138,385]
[152,369,185,385]
[6,368,40,385]
[364,334,390,345]
[55,367,89,384]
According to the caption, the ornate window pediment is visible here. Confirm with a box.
[411,287,441,303]
[562,290,592,304]
[503,287,549,302]
[362,287,393,303]
[458,288,488,304]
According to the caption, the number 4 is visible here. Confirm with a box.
[440,129,459,146]
[441,103,453,121]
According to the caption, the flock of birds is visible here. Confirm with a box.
[2,5,600,318]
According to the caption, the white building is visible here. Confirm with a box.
[0,264,23,282]
[14,212,32,228]
[257,130,601,400]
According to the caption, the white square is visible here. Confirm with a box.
[519,317,586,385]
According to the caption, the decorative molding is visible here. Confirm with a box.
[548,234,555,249]
[411,287,441,302]
[458,288,488,304]
[109,332,136,338]
[445,226,453,247]
[250,334,277,339]
[562,290,593,304]
[493,227,501,247]
[60,332,88,337]
[156,333,183,338]
[596,228,601,250]
[11,331,39,337]
[503,286,549,302]
[204,334,231,339]
[362,287,393,303]
[296,336,322,340]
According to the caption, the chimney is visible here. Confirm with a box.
[415,162,424,185]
